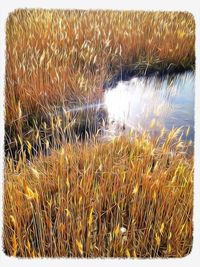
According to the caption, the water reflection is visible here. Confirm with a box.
[103,71,194,141]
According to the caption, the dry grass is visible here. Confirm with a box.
[4,130,193,257]
[6,10,195,127]
[4,10,194,258]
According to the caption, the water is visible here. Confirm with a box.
[52,71,194,143]
[6,72,194,161]
[103,71,194,141]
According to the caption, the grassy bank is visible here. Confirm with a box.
[6,10,195,127]
[4,130,193,257]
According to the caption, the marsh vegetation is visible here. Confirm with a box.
[4,10,195,258]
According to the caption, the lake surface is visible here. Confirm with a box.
[103,71,194,141]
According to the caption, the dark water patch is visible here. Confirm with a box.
[103,64,195,89]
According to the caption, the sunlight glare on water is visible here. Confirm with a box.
[104,72,194,140]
